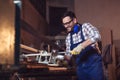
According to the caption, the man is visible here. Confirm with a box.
[62,11,104,80]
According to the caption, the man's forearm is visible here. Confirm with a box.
[81,39,93,48]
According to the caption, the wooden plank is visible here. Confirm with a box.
[20,44,39,53]
[108,45,117,80]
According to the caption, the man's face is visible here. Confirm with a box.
[62,16,76,32]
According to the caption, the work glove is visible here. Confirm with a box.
[70,44,84,55]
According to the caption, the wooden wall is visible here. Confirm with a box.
[20,0,48,49]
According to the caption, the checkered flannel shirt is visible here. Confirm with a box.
[65,23,101,55]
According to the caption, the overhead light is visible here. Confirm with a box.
[13,0,21,4]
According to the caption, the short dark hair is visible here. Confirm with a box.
[62,11,76,20]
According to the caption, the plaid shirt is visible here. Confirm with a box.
[65,23,101,54]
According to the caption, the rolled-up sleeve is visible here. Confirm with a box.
[82,23,101,43]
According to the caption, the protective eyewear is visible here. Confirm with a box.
[63,19,73,26]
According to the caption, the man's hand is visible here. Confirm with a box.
[64,55,71,61]
[70,44,84,55]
